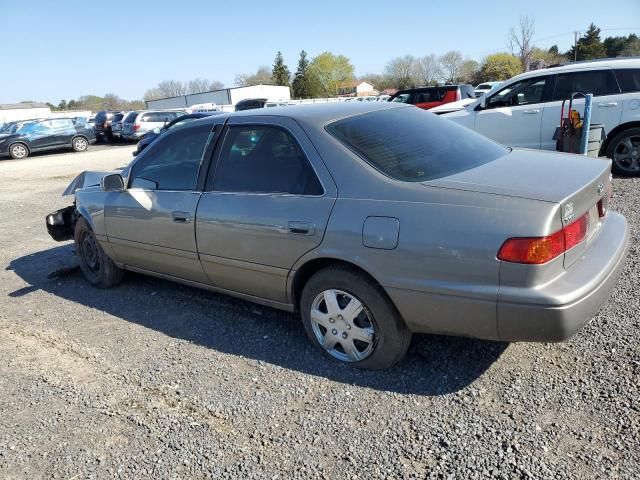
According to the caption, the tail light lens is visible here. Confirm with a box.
[498,212,589,264]
[597,182,612,218]
[133,124,140,131]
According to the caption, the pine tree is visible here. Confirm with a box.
[292,50,311,98]
[272,51,290,87]
[567,23,606,61]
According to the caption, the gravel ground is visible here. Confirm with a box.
[0,148,638,479]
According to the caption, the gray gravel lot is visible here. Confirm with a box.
[0,147,638,479]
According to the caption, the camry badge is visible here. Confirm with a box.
[597,182,605,195]
[564,202,575,223]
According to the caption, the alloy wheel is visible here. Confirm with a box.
[613,134,640,174]
[11,144,27,159]
[310,289,376,362]
[74,138,88,151]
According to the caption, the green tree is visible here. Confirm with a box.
[477,53,522,82]
[567,24,606,61]
[621,34,640,56]
[58,99,67,110]
[272,51,291,87]
[292,50,313,98]
[309,52,355,97]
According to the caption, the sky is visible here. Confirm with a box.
[0,0,638,104]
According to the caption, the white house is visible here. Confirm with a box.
[337,81,378,97]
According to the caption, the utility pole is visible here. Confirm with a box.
[573,31,579,62]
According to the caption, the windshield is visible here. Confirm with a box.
[391,93,411,103]
[326,107,507,182]
[1,122,33,134]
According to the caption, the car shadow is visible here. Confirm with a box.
[6,245,508,396]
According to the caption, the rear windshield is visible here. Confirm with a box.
[111,113,124,122]
[326,107,508,182]
[123,112,138,123]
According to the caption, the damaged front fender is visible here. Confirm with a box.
[62,170,114,196]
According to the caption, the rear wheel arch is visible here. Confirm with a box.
[291,257,394,311]
[600,121,640,156]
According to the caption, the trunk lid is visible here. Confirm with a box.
[426,148,612,268]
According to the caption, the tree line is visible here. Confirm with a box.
[44,20,639,109]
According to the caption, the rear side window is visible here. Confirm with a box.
[415,89,446,103]
[615,69,640,93]
[552,70,619,100]
[390,93,413,103]
[326,107,507,182]
[142,112,177,122]
[212,125,323,195]
[129,124,212,191]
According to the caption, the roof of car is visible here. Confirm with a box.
[508,57,640,83]
[195,102,409,126]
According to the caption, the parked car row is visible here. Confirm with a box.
[0,117,96,159]
[92,109,187,143]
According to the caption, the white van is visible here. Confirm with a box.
[444,58,640,175]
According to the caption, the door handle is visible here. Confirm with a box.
[522,109,540,114]
[288,221,314,235]
[172,211,191,223]
[598,102,618,107]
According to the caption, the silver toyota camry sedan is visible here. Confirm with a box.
[46,103,629,370]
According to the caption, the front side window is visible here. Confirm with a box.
[488,77,549,108]
[129,124,212,191]
[327,107,508,182]
[212,125,323,195]
[552,70,619,100]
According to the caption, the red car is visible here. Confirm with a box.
[389,85,475,110]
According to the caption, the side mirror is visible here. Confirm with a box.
[101,173,124,192]
[478,96,487,110]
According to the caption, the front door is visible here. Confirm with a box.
[540,69,622,150]
[105,123,215,283]
[195,117,337,304]
[475,75,552,149]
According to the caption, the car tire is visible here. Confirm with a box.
[606,127,640,176]
[72,136,89,152]
[9,143,29,160]
[300,265,412,370]
[74,216,124,288]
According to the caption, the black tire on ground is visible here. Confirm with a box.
[71,136,89,152]
[300,265,412,370]
[74,216,124,288]
[9,143,29,160]
[606,127,640,176]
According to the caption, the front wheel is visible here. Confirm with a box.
[606,128,640,176]
[74,217,124,288]
[72,136,88,152]
[9,143,29,159]
[300,266,412,370]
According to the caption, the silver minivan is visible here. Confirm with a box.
[122,110,185,141]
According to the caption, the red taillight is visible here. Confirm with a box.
[133,124,140,131]
[498,212,589,264]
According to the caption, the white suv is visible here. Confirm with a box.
[444,58,640,175]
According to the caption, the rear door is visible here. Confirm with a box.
[104,123,216,282]
[475,75,552,149]
[614,68,640,124]
[195,116,337,304]
[540,69,622,150]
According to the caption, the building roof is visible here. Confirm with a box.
[0,102,49,110]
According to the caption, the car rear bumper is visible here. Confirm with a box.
[497,212,629,342]
[386,212,628,342]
